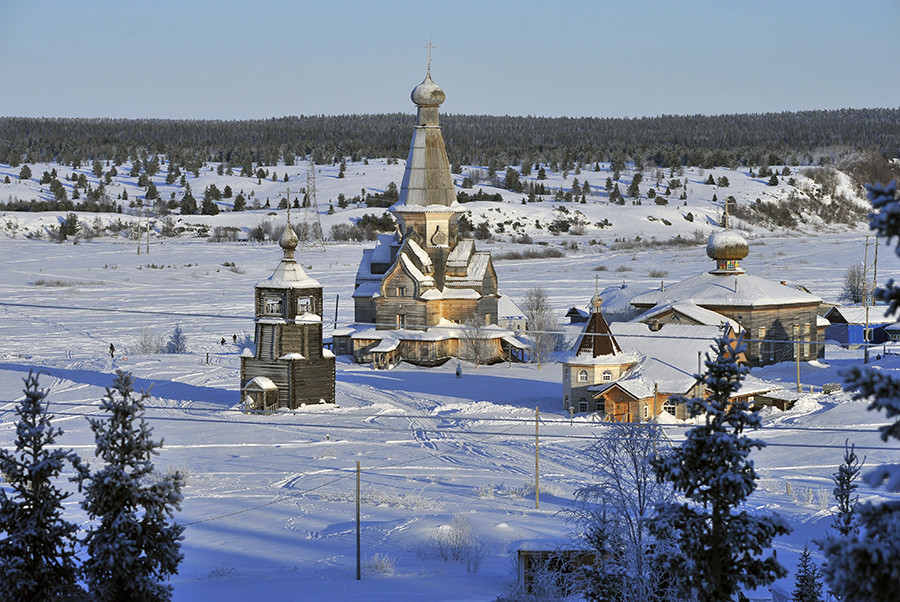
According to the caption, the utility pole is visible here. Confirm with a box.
[356,460,361,581]
[534,406,540,510]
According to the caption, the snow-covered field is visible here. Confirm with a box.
[1,159,899,600]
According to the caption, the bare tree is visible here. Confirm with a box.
[842,263,866,303]
[522,287,558,367]
[570,422,676,601]
[460,318,493,368]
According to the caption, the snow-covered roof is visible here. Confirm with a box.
[399,253,435,287]
[371,338,400,352]
[630,271,821,310]
[567,350,642,367]
[824,305,896,325]
[295,312,322,323]
[257,259,321,289]
[406,239,433,269]
[445,251,491,288]
[279,352,305,360]
[498,294,525,319]
[352,281,382,299]
[447,239,474,268]
[244,376,277,391]
[371,233,397,265]
[633,301,741,332]
[439,288,480,300]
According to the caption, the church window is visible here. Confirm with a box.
[397,286,407,297]
[264,297,283,315]
[577,369,588,383]
[397,314,407,327]
[643,403,650,419]
[297,296,312,314]
[579,400,588,413]
[602,369,612,382]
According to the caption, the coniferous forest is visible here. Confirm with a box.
[2,108,898,171]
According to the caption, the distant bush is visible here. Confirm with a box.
[135,329,164,354]
[493,247,565,261]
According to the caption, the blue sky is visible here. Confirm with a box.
[1,0,897,119]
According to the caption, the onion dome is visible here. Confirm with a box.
[411,72,445,107]
[707,231,748,274]
[590,291,603,313]
[279,223,299,259]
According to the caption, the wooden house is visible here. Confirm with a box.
[630,231,825,366]
[240,222,335,409]
[823,305,894,347]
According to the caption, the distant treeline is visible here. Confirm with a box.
[1,108,898,170]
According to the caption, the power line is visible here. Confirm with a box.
[0,399,889,436]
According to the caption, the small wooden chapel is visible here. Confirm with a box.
[240,219,335,410]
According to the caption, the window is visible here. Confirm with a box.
[579,400,588,413]
[663,400,676,416]
[803,323,811,358]
[577,369,588,383]
[396,286,407,297]
[602,369,612,382]
[643,403,650,419]
[264,297,283,315]
[396,314,406,328]
[297,296,312,313]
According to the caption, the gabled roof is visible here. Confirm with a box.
[824,305,896,325]
[498,294,526,320]
[633,301,741,332]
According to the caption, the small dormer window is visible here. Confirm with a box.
[577,369,588,383]
[397,286,407,297]
[264,297,283,315]
[297,296,313,314]
[602,369,612,382]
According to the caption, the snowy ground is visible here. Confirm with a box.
[1,228,898,601]
[1,155,898,599]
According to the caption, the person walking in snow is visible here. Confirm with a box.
[109,343,115,359]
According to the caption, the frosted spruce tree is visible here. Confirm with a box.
[821,181,900,601]
[791,545,824,602]
[648,335,790,601]
[0,370,86,600]
[81,370,184,601]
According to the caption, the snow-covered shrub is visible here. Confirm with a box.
[424,514,486,573]
[363,553,396,576]
[135,328,165,354]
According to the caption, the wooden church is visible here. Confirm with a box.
[334,63,524,367]
[240,220,335,410]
